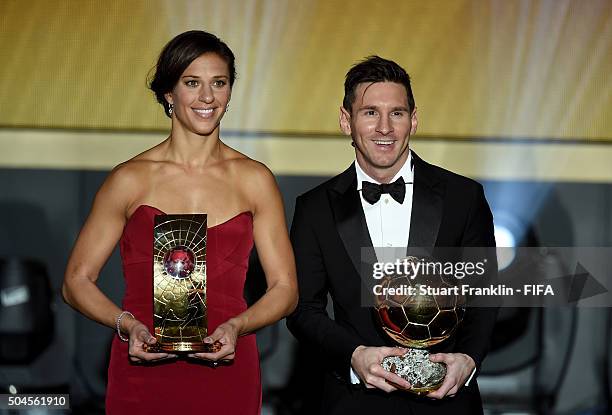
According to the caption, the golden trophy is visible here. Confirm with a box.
[374,256,465,394]
[147,214,220,353]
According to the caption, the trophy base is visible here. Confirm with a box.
[145,340,222,354]
[381,349,446,395]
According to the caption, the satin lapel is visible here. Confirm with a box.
[329,164,374,280]
[408,152,444,250]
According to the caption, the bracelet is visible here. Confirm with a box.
[116,311,134,342]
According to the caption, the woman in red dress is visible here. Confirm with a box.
[62,31,298,414]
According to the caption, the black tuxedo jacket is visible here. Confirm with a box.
[287,152,498,414]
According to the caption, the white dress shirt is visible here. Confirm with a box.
[356,152,414,263]
[350,152,414,384]
[349,151,476,388]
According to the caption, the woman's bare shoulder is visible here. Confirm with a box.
[109,140,168,185]
[222,147,272,181]
[130,139,168,162]
[100,155,161,208]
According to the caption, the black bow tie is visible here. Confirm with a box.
[361,176,406,204]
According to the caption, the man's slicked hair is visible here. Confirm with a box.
[343,55,415,114]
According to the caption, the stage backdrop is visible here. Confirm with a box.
[0,0,610,139]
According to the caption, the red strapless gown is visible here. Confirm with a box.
[106,205,261,415]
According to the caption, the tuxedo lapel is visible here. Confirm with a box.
[328,164,374,280]
[328,155,444,277]
[408,152,444,249]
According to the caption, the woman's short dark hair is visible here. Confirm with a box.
[342,55,415,114]
[149,30,236,117]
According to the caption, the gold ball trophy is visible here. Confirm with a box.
[147,214,221,353]
[374,256,465,394]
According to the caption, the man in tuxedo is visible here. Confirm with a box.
[287,56,498,414]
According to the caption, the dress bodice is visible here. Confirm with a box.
[107,205,261,414]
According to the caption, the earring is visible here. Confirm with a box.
[168,104,174,116]
[225,103,230,112]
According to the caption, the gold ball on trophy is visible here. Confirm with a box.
[374,256,466,394]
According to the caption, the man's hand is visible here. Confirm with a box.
[351,345,411,392]
[426,353,475,399]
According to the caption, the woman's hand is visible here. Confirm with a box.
[127,321,177,363]
[188,319,240,364]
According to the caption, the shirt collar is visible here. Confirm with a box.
[355,150,414,191]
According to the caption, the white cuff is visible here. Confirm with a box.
[464,366,477,386]
[350,366,361,384]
